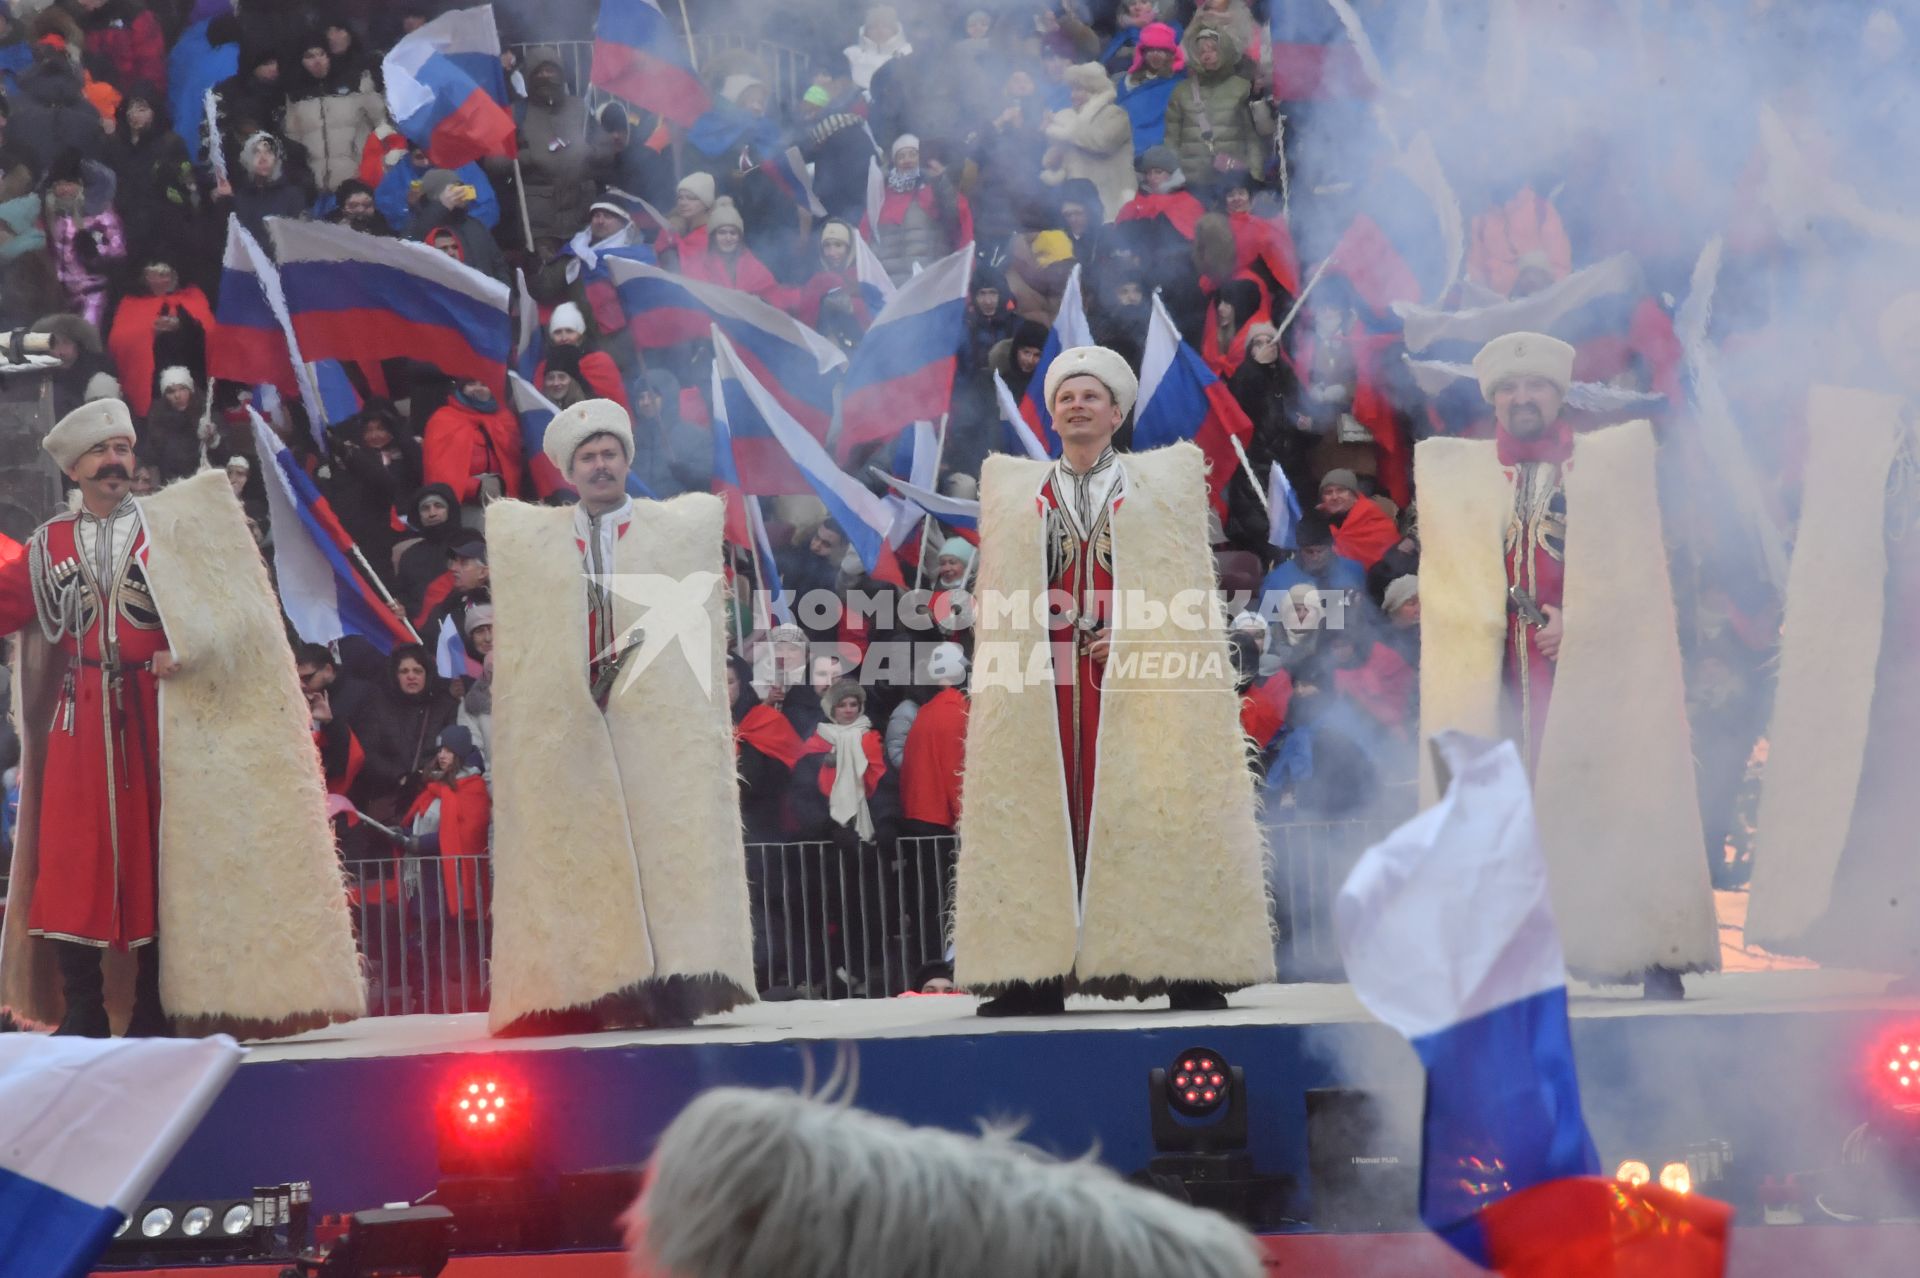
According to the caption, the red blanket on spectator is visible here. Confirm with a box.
[901,686,968,827]
[1331,496,1400,568]
[1117,190,1205,240]
[1335,642,1414,734]
[1231,210,1300,296]
[423,400,525,504]
[736,703,806,768]
[108,288,215,416]
[1240,671,1292,749]
[535,349,630,413]
[404,771,492,918]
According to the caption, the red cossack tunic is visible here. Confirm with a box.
[0,504,168,947]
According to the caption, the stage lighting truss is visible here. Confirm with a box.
[1169,1050,1232,1118]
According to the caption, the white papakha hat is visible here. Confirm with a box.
[44,396,135,471]
[1042,344,1139,419]
[1471,331,1575,403]
[544,398,633,475]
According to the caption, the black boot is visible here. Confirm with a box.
[124,943,172,1038]
[53,942,109,1038]
[1642,966,1685,1001]
[1167,982,1229,1013]
[976,979,1066,1018]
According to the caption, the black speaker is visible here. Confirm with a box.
[1304,1087,1420,1232]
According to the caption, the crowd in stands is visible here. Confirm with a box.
[0,0,1899,995]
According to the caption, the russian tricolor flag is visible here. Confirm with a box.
[712,326,902,585]
[708,353,789,615]
[991,372,1050,460]
[0,1035,243,1278]
[1324,131,1463,322]
[1335,733,1731,1276]
[1270,0,1387,101]
[592,0,711,128]
[609,257,846,447]
[877,471,980,534]
[383,5,515,168]
[837,244,971,461]
[252,408,419,653]
[210,216,298,397]
[1135,292,1254,517]
[269,217,512,395]
[1017,262,1095,456]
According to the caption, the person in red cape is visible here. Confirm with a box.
[1220,174,1298,297]
[541,303,630,413]
[106,258,213,417]
[726,652,806,843]
[1202,278,1270,379]
[900,642,969,836]
[1316,469,1399,568]
[679,198,794,311]
[1116,144,1205,239]
[422,378,525,511]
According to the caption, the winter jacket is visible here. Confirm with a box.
[329,434,424,576]
[102,96,196,267]
[0,195,46,265]
[511,91,603,244]
[376,156,498,233]
[627,369,712,498]
[143,395,205,481]
[282,68,386,193]
[351,655,459,811]
[871,179,968,286]
[166,18,237,166]
[65,0,166,96]
[422,395,525,504]
[1160,31,1268,180]
[1040,88,1136,219]
[803,110,880,226]
[44,165,124,329]
[408,203,508,284]
[9,58,105,172]
[1003,231,1075,325]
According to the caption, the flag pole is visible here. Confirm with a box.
[509,155,537,254]
[1231,435,1270,513]
[1274,245,1339,341]
[910,413,951,591]
[350,542,422,643]
[678,0,701,70]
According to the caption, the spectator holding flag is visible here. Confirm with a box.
[505,46,609,244]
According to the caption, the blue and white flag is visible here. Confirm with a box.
[991,370,1049,460]
[1267,467,1304,550]
[876,471,980,533]
[1334,731,1600,1264]
[0,1035,243,1278]
[712,325,900,583]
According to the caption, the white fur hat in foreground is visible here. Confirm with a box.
[44,397,135,471]
[626,1087,1263,1278]
[1471,330,1575,402]
[542,398,633,475]
[1043,344,1139,419]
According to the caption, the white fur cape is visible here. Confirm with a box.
[1416,424,1718,981]
[1746,387,1905,953]
[485,494,755,1032]
[1,471,366,1037]
[953,442,1275,998]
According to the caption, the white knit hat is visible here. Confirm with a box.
[549,302,586,337]
[44,397,135,471]
[1042,345,1138,419]
[1472,331,1575,402]
[1382,574,1419,615]
[543,398,634,474]
[676,172,715,208]
[891,133,921,159]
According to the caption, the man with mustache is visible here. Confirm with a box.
[954,346,1274,1017]
[1416,333,1716,999]
[481,399,755,1035]
[0,400,364,1037]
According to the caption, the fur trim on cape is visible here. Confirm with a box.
[954,441,1275,999]
[1747,386,1905,956]
[1415,424,1718,982]
[485,495,755,1033]
[0,471,366,1037]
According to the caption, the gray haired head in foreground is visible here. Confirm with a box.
[626,1086,1264,1278]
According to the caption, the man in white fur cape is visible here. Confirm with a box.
[0,399,364,1039]
[484,398,755,1036]
[952,345,1275,1017]
[1416,332,1717,998]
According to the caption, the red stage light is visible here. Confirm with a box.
[1867,1029,1920,1109]
[437,1070,533,1177]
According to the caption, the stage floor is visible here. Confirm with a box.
[242,966,1918,1065]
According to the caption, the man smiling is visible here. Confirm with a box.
[954,346,1274,1017]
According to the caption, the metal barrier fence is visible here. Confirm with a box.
[332,810,1409,1014]
[345,855,494,1017]
[747,836,955,1000]
[508,38,814,118]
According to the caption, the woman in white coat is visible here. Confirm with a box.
[1040,63,1136,222]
